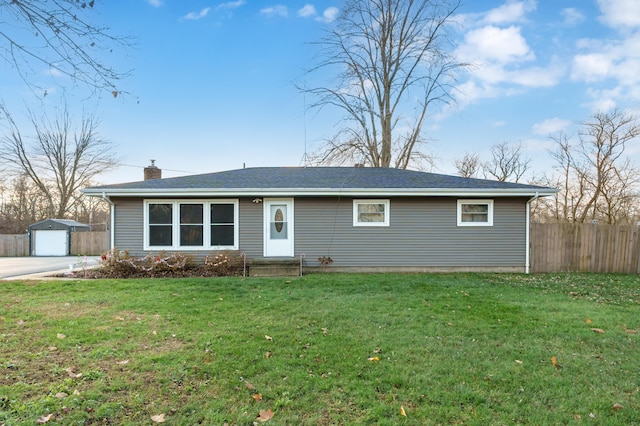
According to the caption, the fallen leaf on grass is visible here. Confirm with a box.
[116,359,129,365]
[151,413,165,423]
[55,392,68,399]
[73,389,81,396]
[48,346,57,351]
[264,351,272,359]
[57,333,66,339]
[265,335,272,341]
[368,357,380,362]
[253,393,263,401]
[624,329,638,335]
[584,318,592,324]
[590,328,605,334]
[16,319,25,325]
[612,403,624,411]
[245,380,256,390]
[373,348,382,354]
[114,316,125,321]
[65,366,83,378]
[321,327,328,335]
[551,356,561,369]
[256,408,274,422]
[400,405,407,417]
[36,414,53,423]
[515,360,523,365]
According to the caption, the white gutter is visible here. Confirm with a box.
[102,192,115,251]
[525,191,540,274]
[84,187,558,198]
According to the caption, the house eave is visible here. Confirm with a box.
[82,187,558,198]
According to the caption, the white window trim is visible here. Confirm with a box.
[143,199,239,250]
[353,199,390,227]
[457,199,494,227]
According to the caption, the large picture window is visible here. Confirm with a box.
[144,200,238,250]
[457,200,494,226]
[353,199,390,227]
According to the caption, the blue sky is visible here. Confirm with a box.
[1,0,640,184]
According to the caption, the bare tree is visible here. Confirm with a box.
[305,0,467,169]
[0,0,130,95]
[483,141,531,183]
[574,110,640,223]
[0,105,118,218]
[539,110,640,224]
[453,151,480,178]
[0,174,48,233]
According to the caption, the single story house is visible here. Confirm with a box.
[82,166,556,273]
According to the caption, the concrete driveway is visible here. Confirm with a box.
[0,256,101,280]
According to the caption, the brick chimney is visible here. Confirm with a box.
[144,160,162,180]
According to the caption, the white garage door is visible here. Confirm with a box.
[34,230,68,256]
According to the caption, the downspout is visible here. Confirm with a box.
[102,192,115,251]
[525,192,540,274]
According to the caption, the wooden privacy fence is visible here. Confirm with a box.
[0,234,29,257]
[531,223,640,273]
[0,232,108,257]
[71,231,109,256]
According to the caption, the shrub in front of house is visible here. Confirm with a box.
[94,249,243,278]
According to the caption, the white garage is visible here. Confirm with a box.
[29,219,90,256]
[33,230,68,256]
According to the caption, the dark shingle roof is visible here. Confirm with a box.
[84,167,555,196]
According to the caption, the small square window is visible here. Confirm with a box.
[457,200,494,226]
[353,200,390,226]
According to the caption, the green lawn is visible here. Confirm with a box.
[1,273,639,425]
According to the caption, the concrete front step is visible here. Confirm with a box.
[248,258,301,277]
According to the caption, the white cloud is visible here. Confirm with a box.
[183,7,210,20]
[457,25,534,64]
[561,8,585,26]
[505,64,564,87]
[319,7,339,23]
[571,52,612,82]
[217,0,245,10]
[532,118,571,135]
[597,0,640,29]
[47,67,64,78]
[583,87,621,112]
[572,33,640,87]
[147,0,162,7]
[484,0,536,25]
[261,5,288,18]
[298,4,316,18]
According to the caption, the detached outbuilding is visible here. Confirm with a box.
[29,219,90,256]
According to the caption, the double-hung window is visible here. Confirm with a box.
[353,199,390,226]
[148,203,173,246]
[210,203,235,246]
[144,200,238,250]
[180,204,204,246]
[457,200,494,226]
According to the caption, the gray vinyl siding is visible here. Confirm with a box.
[112,198,144,253]
[238,198,263,256]
[294,197,527,268]
[111,196,527,269]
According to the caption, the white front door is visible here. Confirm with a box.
[264,199,294,257]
